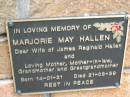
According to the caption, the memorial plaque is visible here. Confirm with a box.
[7,15,129,94]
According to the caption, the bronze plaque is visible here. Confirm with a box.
[7,15,129,94]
